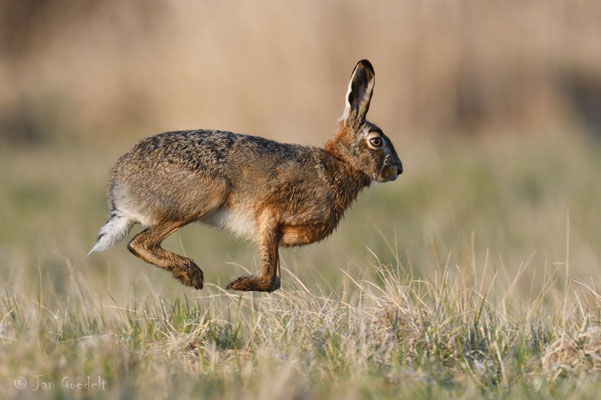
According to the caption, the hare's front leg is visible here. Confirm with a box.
[128,221,204,289]
[227,211,281,292]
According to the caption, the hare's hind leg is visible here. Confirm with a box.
[128,221,204,289]
[227,210,281,292]
[124,176,228,289]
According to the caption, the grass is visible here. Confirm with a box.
[1,132,601,399]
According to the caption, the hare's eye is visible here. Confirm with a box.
[368,136,382,148]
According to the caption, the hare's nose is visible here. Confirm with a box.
[396,162,403,175]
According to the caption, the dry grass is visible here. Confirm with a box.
[3,252,601,399]
[542,329,601,378]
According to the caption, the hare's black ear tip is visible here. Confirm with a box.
[356,59,374,72]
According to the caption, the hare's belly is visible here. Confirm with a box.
[201,208,256,240]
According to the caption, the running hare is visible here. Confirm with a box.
[89,59,402,292]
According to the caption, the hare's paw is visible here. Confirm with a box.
[227,275,279,292]
[226,275,255,291]
[171,260,204,290]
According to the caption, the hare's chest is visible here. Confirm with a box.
[201,208,257,240]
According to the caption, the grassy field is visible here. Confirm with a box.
[1,132,601,399]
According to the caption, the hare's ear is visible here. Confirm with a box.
[342,59,375,131]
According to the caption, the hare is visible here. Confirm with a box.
[89,59,402,292]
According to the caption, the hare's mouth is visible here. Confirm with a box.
[385,173,399,182]
[374,173,396,183]
[376,165,401,182]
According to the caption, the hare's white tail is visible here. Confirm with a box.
[88,210,134,255]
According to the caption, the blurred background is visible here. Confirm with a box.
[0,0,600,298]
[2,0,601,146]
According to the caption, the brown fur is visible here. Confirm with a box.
[90,59,403,292]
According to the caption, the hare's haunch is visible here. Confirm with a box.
[89,60,403,292]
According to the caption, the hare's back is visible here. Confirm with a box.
[114,130,236,175]
[115,130,307,175]
[108,130,312,223]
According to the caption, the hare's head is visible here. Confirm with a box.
[326,60,403,182]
